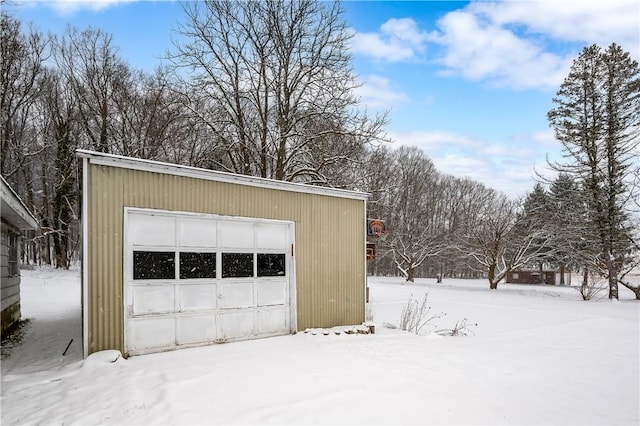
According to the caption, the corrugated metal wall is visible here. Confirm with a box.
[86,164,365,354]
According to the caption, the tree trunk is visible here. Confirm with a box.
[607,261,618,300]
[606,254,619,300]
[559,264,565,285]
[53,232,70,269]
[21,165,38,265]
[488,264,497,289]
[619,281,640,300]
[406,266,415,283]
[539,262,544,284]
[40,162,51,266]
[43,234,51,266]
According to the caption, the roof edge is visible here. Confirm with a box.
[76,150,368,201]
[1,175,39,230]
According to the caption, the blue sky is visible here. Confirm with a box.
[10,0,640,198]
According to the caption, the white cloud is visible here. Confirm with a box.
[389,130,538,159]
[432,10,571,89]
[35,0,138,16]
[529,130,557,147]
[355,75,409,110]
[471,0,640,57]
[431,0,639,89]
[351,18,429,62]
[388,129,557,197]
[388,130,482,152]
[430,153,536,197]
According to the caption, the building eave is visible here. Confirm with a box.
[1,175,39,230]
[76,149,369,201]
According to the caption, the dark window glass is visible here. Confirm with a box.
[7,233,18,276]
[222,253,254,278]
[133,251,175,280]
[180,252,216,279]
[257,253,286,277]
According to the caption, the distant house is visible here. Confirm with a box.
[1,176,38,337]
[506,269,572,286]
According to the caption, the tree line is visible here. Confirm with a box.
[1,1,638,298]
[365,42,640,299]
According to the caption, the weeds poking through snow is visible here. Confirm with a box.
[385,294,477,337]
[577,272,607,301]
[436,318,478,336]
[398,293,444,335]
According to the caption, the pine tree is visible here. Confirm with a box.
[547,174,589,285]
[519,183,552,283]
[548,43,640,299]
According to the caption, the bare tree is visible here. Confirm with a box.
[110,67,199,163]
[0,11,48,178]
[37,68,79,268]
[439,177,497,279]
[376,147,448,281]
[360,146,505,280]
[54,26,131,153]
[168,0,386,183]
[461,194,550,289]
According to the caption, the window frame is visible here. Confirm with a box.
[132,250,177,281]
[221,252,255,279]
[178,251,217,280]
[7,232,19,277]
[257,253,287,277]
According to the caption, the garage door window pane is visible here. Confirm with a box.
[222,253,253,278]
[180,252,216,279]
[133,251,175,280]
[257,253,286,277]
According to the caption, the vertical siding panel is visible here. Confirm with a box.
[298,193,314,329]
[102,167,111,351]
[90,166,103,352]
[88,166,97,353]
[89,166,126,353]
[114,170,124,351]
[95,166,105,352]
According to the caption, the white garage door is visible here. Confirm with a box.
[124,208,295,356]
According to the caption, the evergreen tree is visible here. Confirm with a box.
[547,174,588,285]
[519,183,552,283]
[548,43,640,299]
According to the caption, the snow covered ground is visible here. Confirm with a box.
[2,267,639,425]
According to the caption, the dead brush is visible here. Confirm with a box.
[436,318,478,336]
[577,272,607,301]
[398,293,444,335]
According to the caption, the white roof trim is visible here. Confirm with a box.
[1,175,39,230]
[76,150,368,201]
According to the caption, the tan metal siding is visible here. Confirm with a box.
[86,164,365,354]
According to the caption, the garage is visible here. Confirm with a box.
[79,150,366,357]
[125,209,295,355]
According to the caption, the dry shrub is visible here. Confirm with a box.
[436,318,478,336]
[577,272,607,301]
[399,293,443,335]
